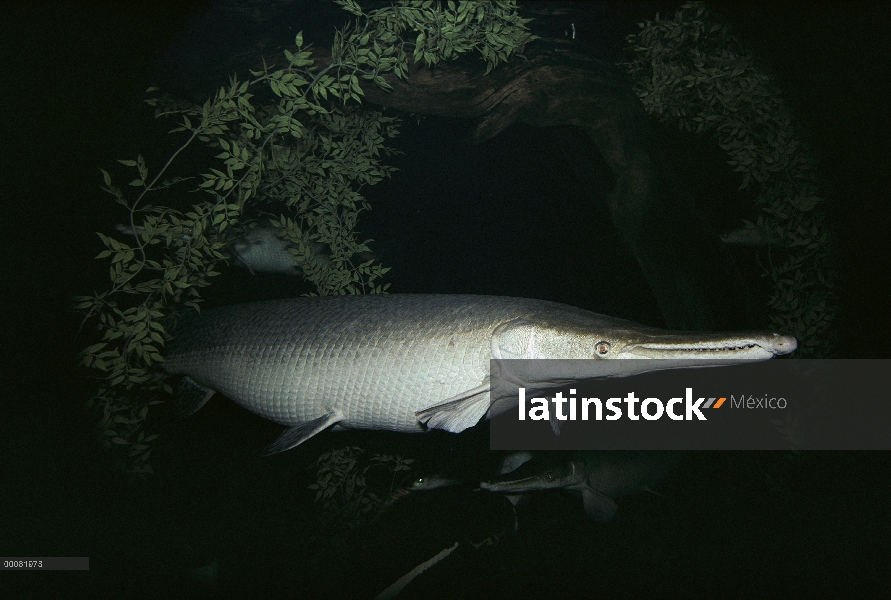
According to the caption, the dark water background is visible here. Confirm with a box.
[1,1,889,597]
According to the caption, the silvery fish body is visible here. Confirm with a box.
[165,295,516,440]
[161,294,797,454]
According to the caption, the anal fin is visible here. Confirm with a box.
[261,412,343,456]
[582,489,619,523]
[175,377,216,420]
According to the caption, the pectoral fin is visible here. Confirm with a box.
[261,412,343,456]
[582,489,619,523]
[415,382,490,433]
[229,245,256,275]
[175,376,216,419]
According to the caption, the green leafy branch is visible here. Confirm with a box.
[76,1,536,476]
[620,1,837,356]
[75,34,393,476]
[309,446,415,528]
[335,0,537,76]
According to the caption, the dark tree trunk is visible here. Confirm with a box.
[312,39,754,330]
[199,1,757,330]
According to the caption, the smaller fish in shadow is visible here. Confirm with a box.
[407,451,533,537]
[115,223,343,276]
[410,451,532,496]
[409,473,465,492]
[480,451,681,523]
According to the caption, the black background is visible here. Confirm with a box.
[1,1,889,597]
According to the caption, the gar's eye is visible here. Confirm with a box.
[595,341,611,356]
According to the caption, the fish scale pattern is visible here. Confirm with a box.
[162,295,559,432]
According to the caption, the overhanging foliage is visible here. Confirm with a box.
[75,0,536,476]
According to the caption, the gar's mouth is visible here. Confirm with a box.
[622,334,797,359]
